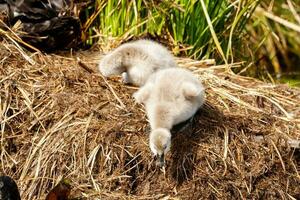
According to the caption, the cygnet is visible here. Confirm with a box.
[98,39,176,86]
[133,68,205,166]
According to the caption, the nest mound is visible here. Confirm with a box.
[0,39,299,199]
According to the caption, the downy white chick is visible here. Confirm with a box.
[98,39,176,86]
[133,68,205,167]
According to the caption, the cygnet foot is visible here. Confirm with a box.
[121,72,130,84]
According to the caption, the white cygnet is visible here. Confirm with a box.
[98,39,176,86]
[133,68,205,166]
[149,128,171,167]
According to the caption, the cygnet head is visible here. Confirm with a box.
[98,52,124,77]
[149,128,171,167]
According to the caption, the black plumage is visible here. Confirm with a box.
[5,0,81,52]
[0,176,21,200]
[0,0,8,12]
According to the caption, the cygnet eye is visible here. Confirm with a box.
[174,94,181,100]
[163,144,167,150]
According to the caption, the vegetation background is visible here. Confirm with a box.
[81,0,300,87]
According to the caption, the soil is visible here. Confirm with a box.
[0,41,299,199]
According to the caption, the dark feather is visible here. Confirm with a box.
[5,0,81,52]
[0,176,21,200]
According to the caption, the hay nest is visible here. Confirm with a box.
[0,38,299,199]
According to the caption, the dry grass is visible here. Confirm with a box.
[0,38,299,199]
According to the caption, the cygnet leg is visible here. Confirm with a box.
[121,72,130,84]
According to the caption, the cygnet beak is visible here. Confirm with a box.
[156,153,165,167]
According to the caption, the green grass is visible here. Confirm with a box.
[237,0,300,81]
[81,0,300,86]
[280,73,300,87]
[83,0,258,62]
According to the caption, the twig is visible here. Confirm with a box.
[76,57,95,73]
[96,74,126,109]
